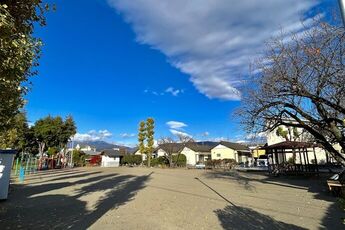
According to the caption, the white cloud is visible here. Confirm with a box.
[108,0,319,100]
[246,132,267,140]
[165,87,183,96]
[120,133,136,138]
[169,129,192,138]
[74,130,113,142]
[201,132,209,137]
[166,121,187,129]
[235,140,248,144]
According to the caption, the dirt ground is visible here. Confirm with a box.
[0,167,343,229]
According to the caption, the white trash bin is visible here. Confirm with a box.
[0,150,16,200]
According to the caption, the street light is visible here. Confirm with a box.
[339,0,345,26]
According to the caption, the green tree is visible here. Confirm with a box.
[138,120,146,155]
[146,118,155,167]
[137,118,155,167]
[33,115,76,158]
[0,112,29,151]
[0,1,51,131]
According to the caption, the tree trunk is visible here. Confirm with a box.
[174,153,181,167]
[147,153,151,167]
[169,155,173,168]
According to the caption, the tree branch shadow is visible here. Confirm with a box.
[215,205,306,230]
[0,171,152,229]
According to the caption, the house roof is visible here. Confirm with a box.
[156,143,185,153]
[263,141,320,150]
[185,142,218,152]
[82,150,101,156]
[101,149,124,157]
[219,141,250,151]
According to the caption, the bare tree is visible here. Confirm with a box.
[158,134,195,167]
[158,137,178,167]
[238,20,345,163]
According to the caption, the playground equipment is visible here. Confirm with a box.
[0,150,16,200]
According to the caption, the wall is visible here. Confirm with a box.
[252,148,266,158]
[211,144,237,161]
[101,155,120,167]
[134,150,147,161]
[181,147,197,166]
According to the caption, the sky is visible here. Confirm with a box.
[26,0,337,146]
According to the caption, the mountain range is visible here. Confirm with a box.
[69,140,136,152]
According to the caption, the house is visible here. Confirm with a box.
[266,124,340,164]
[211,141,251,163]
[250,145,266,159]
[181,142,218,166]
[82,150,101,165]
[101,148,124,167]
[155,143,184,157]
[133,148,147,161]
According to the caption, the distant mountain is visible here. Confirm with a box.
[69,140,136,152]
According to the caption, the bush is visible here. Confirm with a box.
[142,154,186,167]
[206,159,237,169]
[151,156,169,166]
[173,154,186,167]
[122,155,142,165]
[73,150,86,167]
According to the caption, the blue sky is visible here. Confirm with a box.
[26,0,336,146]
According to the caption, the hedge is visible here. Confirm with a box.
[143,154,187,167]
[122,155,142,165]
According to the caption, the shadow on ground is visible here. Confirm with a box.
[0,171,152,229]
[204,170,344,229]
[215,205,305,230]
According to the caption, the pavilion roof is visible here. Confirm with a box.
[263,141,321,150]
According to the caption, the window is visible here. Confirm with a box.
[217,153,221,157]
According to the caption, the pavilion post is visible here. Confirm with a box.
[313,147,319,175]
[298,148,303,170]
[305,148,310,172]
[302,148,307,173]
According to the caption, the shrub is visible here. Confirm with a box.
[151,156,169,166]
[122,155,142,165]
[287,157,295,164]
[173,154,186,167]
[73,150,86,167]
[206,159,237,169]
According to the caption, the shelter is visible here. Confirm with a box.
[264,141,321,175]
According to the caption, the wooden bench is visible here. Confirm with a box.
[327,170,345,196]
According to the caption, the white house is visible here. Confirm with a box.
[101,148,124,167]
[180,142,218,166]
[155,143,184,158]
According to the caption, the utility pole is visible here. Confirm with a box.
[339,0,345,26]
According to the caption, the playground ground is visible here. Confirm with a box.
[0,167,344,229]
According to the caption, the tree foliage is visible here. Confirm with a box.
[239,20,345,163]
[0,1,51,130]
[33,115,76,157]
[137,118,155,167]
[0,112,29,151]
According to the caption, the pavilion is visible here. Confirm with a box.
[263,141,322,175]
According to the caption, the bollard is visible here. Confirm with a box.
[19,166,25,183]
